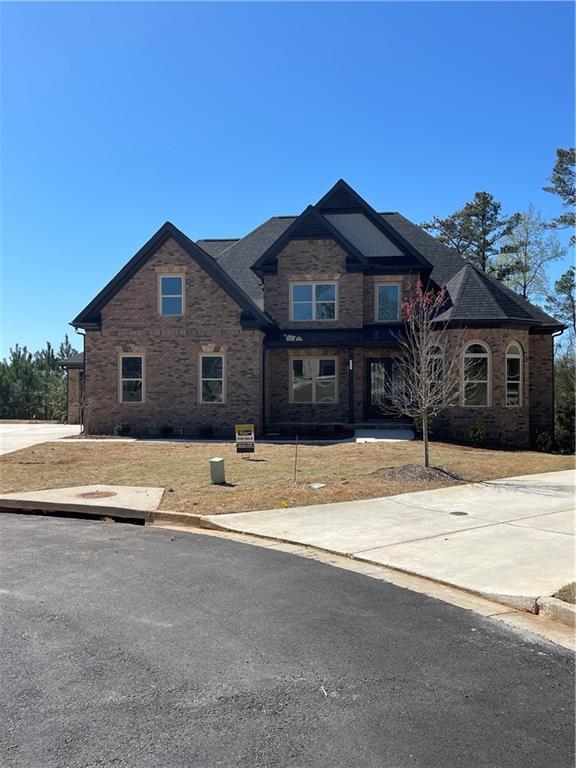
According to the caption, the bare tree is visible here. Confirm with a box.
[376,282,462,468]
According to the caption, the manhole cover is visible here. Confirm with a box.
[77,491,118,499]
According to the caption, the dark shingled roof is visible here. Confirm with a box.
[58,352,84,368]
[73,182,562,334]
[198,208,561,329]
[200,217,296,308]
[196,239,239,257]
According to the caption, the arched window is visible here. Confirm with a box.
[506,343,523,407]
[463,342,490,407]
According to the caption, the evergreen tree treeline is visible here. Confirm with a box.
[0,335,78,421]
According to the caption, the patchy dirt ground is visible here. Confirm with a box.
[0,438,573,514]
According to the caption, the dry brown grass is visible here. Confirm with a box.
[0,438,573,515]
[554,582,576,604]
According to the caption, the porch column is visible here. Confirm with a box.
[347,348,354,425]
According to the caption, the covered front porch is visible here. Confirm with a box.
[263,327,412,436]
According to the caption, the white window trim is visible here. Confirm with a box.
[158,273,185,317]
[505,342,523,408]
[199,353,226,405]
[289,356,338,405]
[374,282,402,323]
[289,281,338,322]
[118,353,145,404]
[462,341,491,408]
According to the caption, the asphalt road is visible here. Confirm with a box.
[0,514,573,768]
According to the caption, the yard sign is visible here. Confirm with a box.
[235,424,255,454]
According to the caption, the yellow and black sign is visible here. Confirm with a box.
[235,424,255,454]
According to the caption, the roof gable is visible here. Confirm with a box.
[251,206,371,276]
[316,180,432,268]
[72,222,272,329]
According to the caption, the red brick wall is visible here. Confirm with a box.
[66,369,83,425]
[528,333,555,443]
[263,240,364,328]
[433,328,531,448]
[83,238,264,436]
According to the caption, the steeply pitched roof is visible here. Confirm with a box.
[251,206,371,277]
[72,222,272,329]
[316,180,432,268]
[437,264,532,322]
[73,181,563,333]
[201,217,296,308]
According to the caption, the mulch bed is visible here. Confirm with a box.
[372,464,465,483]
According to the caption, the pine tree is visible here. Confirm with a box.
[422,192,519,274]
[546,267,576,338]
[543,148,575,244]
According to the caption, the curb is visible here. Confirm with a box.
[536,597,576,628]
[0,499,149,523]
[197,516,555,620]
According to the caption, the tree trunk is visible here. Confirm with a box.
[422,415,430,468]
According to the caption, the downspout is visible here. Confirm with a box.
[551,329,564,444]
[261,342,267,438]
[347,348,354,427]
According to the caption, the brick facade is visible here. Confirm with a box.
[528,333,555,444]
[433,328,533,448]
[83,238,264,436]
[75,233,556,448]
[66,368,83,425]
[263,239,365,328]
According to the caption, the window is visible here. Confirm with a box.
[159,275,184,316]
[291,358,337,403]
[375,283,401,322]
[290,282,337,321]
[463,343,490,407]
[430,345,444,385]
[120,355,143,403]
[200,354,225,403]
[506,343,523,407]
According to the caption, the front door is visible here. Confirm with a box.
[365,357,400,420]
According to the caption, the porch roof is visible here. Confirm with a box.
[264,326,402,348]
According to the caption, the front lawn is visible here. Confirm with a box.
[0,439,573,514]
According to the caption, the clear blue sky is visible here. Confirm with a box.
[1,1,574,357]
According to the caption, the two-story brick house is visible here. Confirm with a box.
[62,180,564,447]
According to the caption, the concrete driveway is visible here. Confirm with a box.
[205,469,576,609]
[0,423,81,455]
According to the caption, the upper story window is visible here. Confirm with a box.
[506,343,523,407]
[199,354,225,403]
[375,283,401,322]
[290,282,337,321]
[463,342,490,407]
[291,357,337,403]
[159,275,184,316]
[119,354,144,403]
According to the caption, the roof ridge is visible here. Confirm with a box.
[447,264,473,318]
[198,238,240,242]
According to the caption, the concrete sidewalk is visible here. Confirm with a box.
[204,469,575,610]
